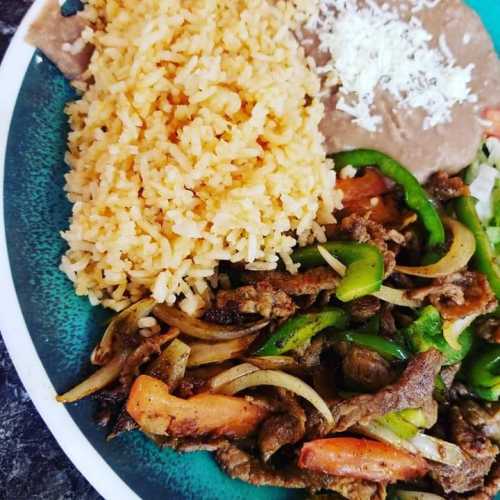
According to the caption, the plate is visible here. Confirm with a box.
[0,1,499,498]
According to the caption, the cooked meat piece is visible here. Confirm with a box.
[203,307,245,325]
[108,409,138,439]
[461,401,500,444]
[342,346,397,392]
[119,332,174,388]
[298,335,329,368]
[440,363,462,390]
[465,460,500,499]
[348,296,381,322]
[331,349,443,431]
[430,455,497,494]
[241,267,339,296]
[176,375,208,398]
[410,271,497,320]
[425,171,469,202]
[340,213,405,277]
[95,406,113,427]
[215,443,385,499]
[450,406,499,459]
[215,281,296,319]
[476,317,500,344]
[380,303,397,336]
[27,0,93,79]
[449,382,476,402]
[258,389,306,461]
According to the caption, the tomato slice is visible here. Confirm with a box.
[298,437,428,482]
[336,168,390,203]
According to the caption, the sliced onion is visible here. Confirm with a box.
[187,334,259,367]
[217,369,333,425]
[148,338,191,390]
[396,491,445,500]
[395,218,476,278]
[358,422,464,466]
[153,304,269,340]
[408,433,464,466]
[208,363,259,391]
[57,349,131,403]
[243,356,300,371]
[443,313,479,350]
[92,298,156,366]
[372,285,422,308]
[317,245,347,276]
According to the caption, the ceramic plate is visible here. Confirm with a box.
[1,1,499,498]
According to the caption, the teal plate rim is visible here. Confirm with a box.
[0,1,499,499]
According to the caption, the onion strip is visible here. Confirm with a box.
[317,245,347,276]
[57,349,131,403]
[153,303,269,340]
[243,356,299,371]
[187,334,258,367]
[208,363,259,391]
[396,217,476,278]
[217,369,333,425]
[358,422,464,466]
[372,285,422,308]
[443,313,479,351]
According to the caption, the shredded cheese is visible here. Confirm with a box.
[305,0,477,132]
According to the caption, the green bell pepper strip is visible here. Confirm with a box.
[467,345,500,402]
[455,196,500,299]
[334,331,409,362]
[403,306,474,366]
[291,241,384,302]
[332,149,445,248]
[254,306,348,356]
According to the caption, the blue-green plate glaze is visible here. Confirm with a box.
[1,1,499,499]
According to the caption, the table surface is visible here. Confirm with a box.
[0,1,101,498]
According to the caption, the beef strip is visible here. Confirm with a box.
[241,267,339,296]
[215,281,297,319]
[330,349,443,431]
[215,443,385,499]
[380,303,397,336]
[340,213,406,277]
[476,317,500,344]
[430,406,498,494]
[463,460,500,499]
[341,345,397,392]
[258,389,306,462]
[431,456,497,495]
[425,171,469,202]
[440,363,462,390]
[461,400,500,444]
[409,271,497,320]
[348,296,381,322]
[451,406,498,459]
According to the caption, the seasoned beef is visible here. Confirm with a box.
[331,349,443,431]
[430,455,497,494]
[258,389,306,461]
[215,281,297,319]
[461,400,500,444]
[215,443,385,499]
[380,303,397,336]
[340,213,406,277]
[465,460,500,499]
[348,296,381,322]
[450,406,498,459]
[342,345,397,392]
[430,407,498,494]
[108,409,138,439]
[476,317,500,344]
[241,267,339,296]
[440,363,462,390]
[425,171,469,202]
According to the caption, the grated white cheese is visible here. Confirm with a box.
[305,0,477,132]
